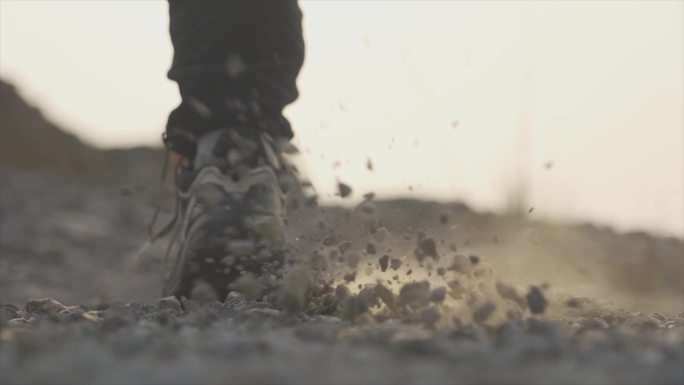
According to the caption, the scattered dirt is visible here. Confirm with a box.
[1,166,683,385]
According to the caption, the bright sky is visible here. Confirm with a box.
[1,1,682,237]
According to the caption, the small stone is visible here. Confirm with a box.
[337,182,352,198]
[343,271,357,283]
[0,305,19,322]
[374,227,390,243]
[234,274,263,301]
[155,296,182,313]
[58,306,88,322]
[342,295,369,321]
[346,253,361,269]
[335,284,350,301]
[378,255,390,272]
[496,282,527,309]
[322,235,338,247]
[581,318,609,330]
[363,192,376,200]
[399,281,430,309]
[338,241,352,254]
[415,238,439,261]
[447,254,471,275]
[472,302,496,324]
[421,307,441,329]
[526,286,547,314]
[428,287,447,303]
[565,297,581,308]
[447,280,466,299]
[191,281,219,302]
[306,195,318,207]
[374,284,396,310]
[468,255,480,265]
[390,258,402,271]
[25,298,66,315]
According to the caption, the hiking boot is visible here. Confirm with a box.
[161,128,289,300]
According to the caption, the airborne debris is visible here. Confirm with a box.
[343,271,357,283]
[2,157,683,385]
[399,281,430,309]
[472,302,496,324]
[337,182,352,198]
[234,274,263,301]
[421,307,441,329]
[342,295,369,321]
[322,235,338,247]
[496,281,527,309]
[378,255,389,272]
[526,286,547,314]
[447,254,471,275]
[374,227,389,243]
[415,238,439,261]
[189,98,212,118]
[338,241,352,254]
[428,287,446,303]
[363,192,376,200]
[190,281,219,302]
[374,284,395,310]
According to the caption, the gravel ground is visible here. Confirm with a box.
[1,166,683,385]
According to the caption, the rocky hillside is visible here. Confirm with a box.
[0,79,163,185]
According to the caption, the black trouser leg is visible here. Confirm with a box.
[165,0,305,158]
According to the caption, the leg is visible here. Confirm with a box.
[164,0,305,159]
[160,1,305,300]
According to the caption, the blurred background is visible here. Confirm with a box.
[0,0,682,238]
[0,0,682,315]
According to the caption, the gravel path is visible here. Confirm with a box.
[1,166,682,385]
